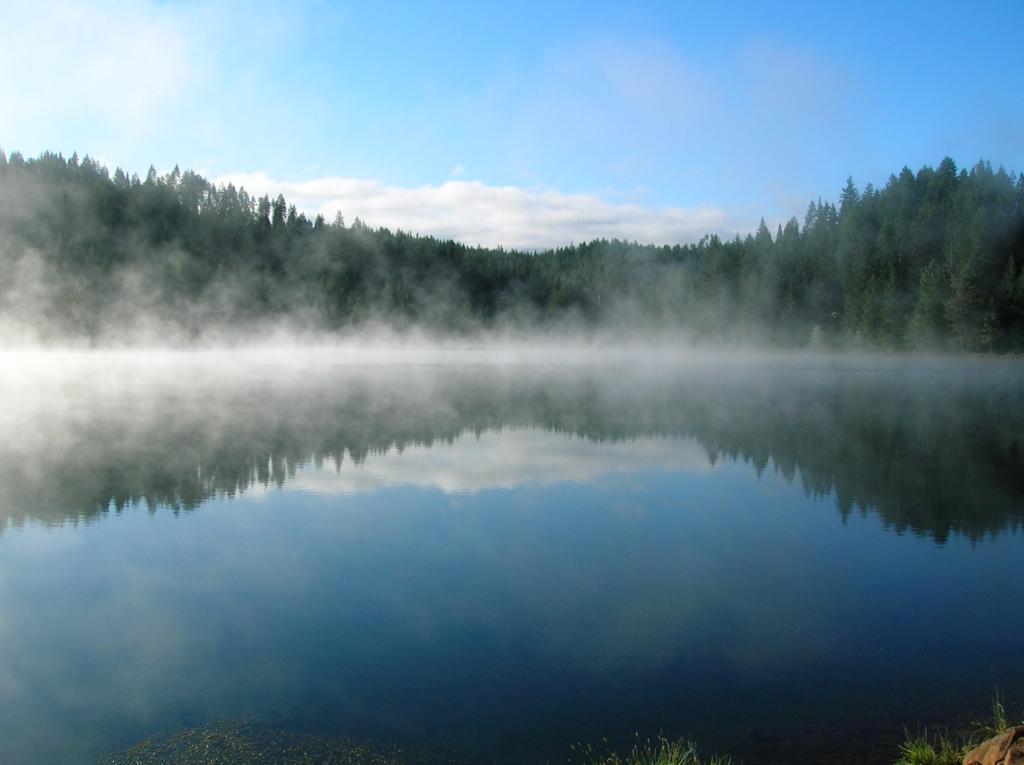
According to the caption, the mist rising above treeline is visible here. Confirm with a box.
[0,149,1022,349]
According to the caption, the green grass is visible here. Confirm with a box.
[975,690,1010,740]
[108,694,1021,765]
[895,692,1020,765]
[895,731,965,765]
[574,735,731,765]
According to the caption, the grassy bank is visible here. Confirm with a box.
[576,695,1020,765]
[107,696,1019,765]
[895,694,1017,765]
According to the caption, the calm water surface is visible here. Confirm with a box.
[0,352,1022,764]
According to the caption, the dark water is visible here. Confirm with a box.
[1,352,1022,764]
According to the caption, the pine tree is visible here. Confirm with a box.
[271,194,287,227]
[906,261,948,350]
[946,256,983,351]
[990,258,1021,352]
[839,176,859,215]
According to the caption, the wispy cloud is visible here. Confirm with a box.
[456,36,714,191]
[0,0,198,135]
[0,0,309,172]
[216,171,744,249]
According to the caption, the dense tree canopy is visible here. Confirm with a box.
[0,148,1022,349]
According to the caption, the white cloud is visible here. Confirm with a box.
[215,171,743,249]
[449,164,465,178]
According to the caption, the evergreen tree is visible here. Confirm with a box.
[906,261,949,350]
[271,194,287,228]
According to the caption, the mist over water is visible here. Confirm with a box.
[0,348,1022,764]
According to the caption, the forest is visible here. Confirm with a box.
[0,148,1022,350]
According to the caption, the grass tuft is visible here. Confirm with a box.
[894,730,964,765]
[574,734,731,765]
[897,691,1022,765]
[971,689,1022,743]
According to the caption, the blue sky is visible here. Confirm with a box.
[1,0,1021,248]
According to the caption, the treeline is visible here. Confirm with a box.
[0,148,1022,349]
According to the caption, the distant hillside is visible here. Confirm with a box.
[0,149,1022,349]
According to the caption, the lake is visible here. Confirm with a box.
[0,349,1022,764]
